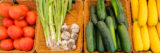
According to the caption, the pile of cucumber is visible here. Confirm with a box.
[85,0,131,53]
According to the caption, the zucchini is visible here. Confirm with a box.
[106,6,117,30]
[97,21,116,53]
[96,29,105,52]
[111,0,128,28]
[105,16,117,50]
[90,6,98,25]
[118,24,131,53]
[97,0,107,21]
[85,22,95,52]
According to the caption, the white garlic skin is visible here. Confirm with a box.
[71,33,78,40]
[61,31,70,40]
[72,45,76,50]
[61,40,68,47]
[61,23,69,31]
[63,46,70,50]
[70,23,80,34]
[68,39,76,45]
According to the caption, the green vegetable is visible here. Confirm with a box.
[97,0,107,21]
[116,32,122,51]
[105,16,117,50]
[97,21,116,53]
[118,24,131,53]
[85,22,95,52]
[96,29,105,52]
[36,0,72,48]
[111,0,128,28]
[106,6,117,30]
[90,6,98,25]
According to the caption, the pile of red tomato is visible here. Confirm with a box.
[0,3,36,51]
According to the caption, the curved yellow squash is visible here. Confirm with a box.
[133,22,143,51]
[157,0,160,20]
[138,0,147,26]
[156,23,160,39]
[131,0,138,21]
[148,26,160,53]
[148,0,158,26]
[140,25,150,51]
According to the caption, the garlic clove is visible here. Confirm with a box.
[61,31,70,40]
[71,33,78,40]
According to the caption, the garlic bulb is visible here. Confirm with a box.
[61,23,69,31]
[70,23,80,34]
[71,33,78,40]
[61,31,70,40]
[61,40,68,46]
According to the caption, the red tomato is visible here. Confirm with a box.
[0,3,11,17]
[0,26,8,39]
[23,26,35,38]
[13,38,21,50]
[18,5,29,13]
[14,20,28,28]
[0,39,14,50]
[20,37,34,51]
[2,18,14,27]
[26,11,37,25]
[9,6,26,20]
[8,25,23,39]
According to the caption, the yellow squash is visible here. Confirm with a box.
[157,0,160,20]
[133,22,143,51]
[131,0,138,21]
[138,0,147,26]
[140,25,150,51]
[148,26,160,53]
[156,22,160,39]
[148,0,158,26]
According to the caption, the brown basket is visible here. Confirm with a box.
[0,0,36,53]
[83,0,133,53]
[35,0,83,53]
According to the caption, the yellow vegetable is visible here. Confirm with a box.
[133,22,143,51]
[140,25,150,51]
[148,0,158,26]
[148,26,160,53]
[156,22,160,39]
[131,0,138,21]
[138,0,147,26]
[157,0,160,20]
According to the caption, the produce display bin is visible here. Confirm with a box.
[35,0,83,53]
[83,0,133,53]
[0,0,36,53]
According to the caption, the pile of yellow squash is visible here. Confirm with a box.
[131,0,160,52]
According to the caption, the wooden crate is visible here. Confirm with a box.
[0,0,36,53]
[35,0,83,53]
[83,0,133,53]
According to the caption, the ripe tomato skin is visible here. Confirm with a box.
[9,6,26,20]
[14,20,28,28]
[18,5,29,13]
[8,25,23,39]
[0,39,14,50]
[13,38,21,50]
[0,3,11,17]
[20,37,34,51]
[26,11,37,25]
[3,18,14,27]
[0,26,8,39]
[23,26,35,38]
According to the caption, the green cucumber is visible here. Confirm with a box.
[93,26,96,50]
[97,21,116,53]
[90,6,98,25]
[106,6,117,30]
[96,29,105,52]
[85,22,95,52]
[118,24,131,53]
[97,0,107,21]
[116,32,122,51]
[105,16,117,50]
